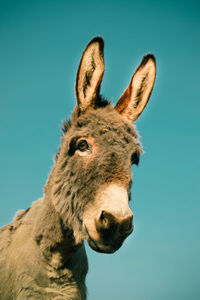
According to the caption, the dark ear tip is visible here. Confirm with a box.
[87,36,104,51]
[141,53,156,66]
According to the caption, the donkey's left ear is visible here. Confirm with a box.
[115,54,156,122]
[75,37,104,114]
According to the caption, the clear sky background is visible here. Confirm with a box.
[0,0,200,299]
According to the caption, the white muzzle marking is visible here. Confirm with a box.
[97,183,132,218]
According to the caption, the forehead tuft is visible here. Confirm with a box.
[73,106,139,138]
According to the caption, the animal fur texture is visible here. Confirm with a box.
[0,37,156,299]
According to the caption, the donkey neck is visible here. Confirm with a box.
[33,190,81,266]
[32,191,88,296]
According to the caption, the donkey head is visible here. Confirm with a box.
[51,37,156,253]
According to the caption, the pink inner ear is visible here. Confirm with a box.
[115,55,156,123]
[75,38,104,112]
[115,84,132,114]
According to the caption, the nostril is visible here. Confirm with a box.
[100,211,108,228]
[100,210,105,221]
[99,210,114,229]
[96,210,117,233]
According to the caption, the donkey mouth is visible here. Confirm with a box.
[87,233,119,253]
[85,226,128,254]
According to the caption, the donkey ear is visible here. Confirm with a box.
[115,54,156,122]
[75,37,104,113]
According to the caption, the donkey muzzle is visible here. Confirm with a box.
[95,210,133,239]
[86,211,133,254]
[84,183,134,253]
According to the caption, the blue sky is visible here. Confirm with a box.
[0,0,200,299]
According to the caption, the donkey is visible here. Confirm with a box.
[0,37,156,299]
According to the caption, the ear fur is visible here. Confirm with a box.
[115,54,156,122]
[75,37,104,115]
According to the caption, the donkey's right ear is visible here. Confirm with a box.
[74,37,104,115]
[115,54,156,122]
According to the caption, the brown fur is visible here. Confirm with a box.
[0,37,156,299]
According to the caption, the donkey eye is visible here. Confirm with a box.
[77,140,89,152]
[131,152,140,165]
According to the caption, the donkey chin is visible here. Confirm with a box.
[83,183,134,254]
